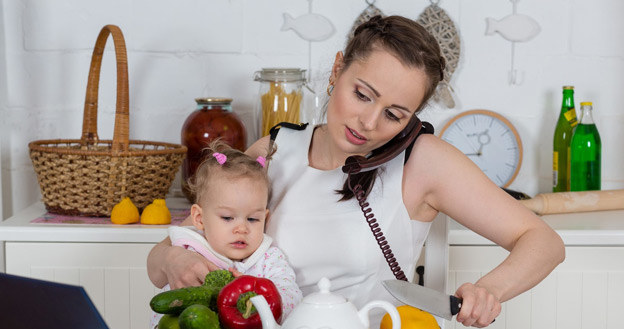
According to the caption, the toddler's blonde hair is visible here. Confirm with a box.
[187,140,269,205]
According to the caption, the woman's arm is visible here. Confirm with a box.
[404,135,565,327]
[146,216,220,289]
[146,136,272,288]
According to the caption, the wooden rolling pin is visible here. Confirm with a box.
[520,189,624,215]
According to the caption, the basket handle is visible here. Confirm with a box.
[81,24,130,154]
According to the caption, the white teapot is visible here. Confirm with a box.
[250,277,400,329]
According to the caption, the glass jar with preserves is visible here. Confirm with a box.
[254,68,307,138]
[181,98,247,202]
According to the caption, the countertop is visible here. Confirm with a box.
[449,209,624,246]
[1,199,623,246]
[0,198,191,243]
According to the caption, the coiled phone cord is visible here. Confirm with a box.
[347,176,408,281]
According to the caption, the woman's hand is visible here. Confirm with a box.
[454,283,501,327]
[164,245,220,289]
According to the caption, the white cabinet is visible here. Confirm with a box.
[444,209,624,329]
[446,246,624,329]
[5,242,160,329]
[2,202,624,329]
[0,201,185,329]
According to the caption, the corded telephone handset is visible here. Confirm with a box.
[342,116,432,281]
[342,116,424,174]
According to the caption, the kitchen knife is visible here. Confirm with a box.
[382,280,461,321]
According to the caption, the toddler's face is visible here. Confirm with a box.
[198,175,269,261]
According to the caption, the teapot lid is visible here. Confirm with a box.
[303,277,346,305]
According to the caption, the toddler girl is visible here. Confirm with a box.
[150,141,302,328]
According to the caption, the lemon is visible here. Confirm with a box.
[110,197,140,225]
[140,199,172,225]
[380,305,440,329]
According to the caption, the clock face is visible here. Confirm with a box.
[439,109,523,187]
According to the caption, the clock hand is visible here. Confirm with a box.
[476,130,492,156]
[464,133,483,156]
[465,129,490,156]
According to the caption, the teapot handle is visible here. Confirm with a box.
[357,301,400,329]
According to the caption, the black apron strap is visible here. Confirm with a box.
[404,121,434,164]
[269,122,309,142]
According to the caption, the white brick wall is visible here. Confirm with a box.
[1,0,623,218]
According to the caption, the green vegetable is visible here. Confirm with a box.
[203,269,235,290]
[157,314,180,329]
[178,304,220,329]
[150,286,220,315]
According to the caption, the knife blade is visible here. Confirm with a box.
[382,280,462,321]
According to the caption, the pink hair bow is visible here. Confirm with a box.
[212,152,227,165]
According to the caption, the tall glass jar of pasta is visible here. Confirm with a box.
[254,68,307,138]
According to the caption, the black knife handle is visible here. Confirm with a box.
[450,295,496,323]
[450,295,462,316]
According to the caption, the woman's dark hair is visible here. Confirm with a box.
[337,15,445,201]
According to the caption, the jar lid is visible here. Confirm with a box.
[195,97,232,105]
[255,68,306,82]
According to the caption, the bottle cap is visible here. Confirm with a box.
[580,101,593,106]
[563,86,574,90]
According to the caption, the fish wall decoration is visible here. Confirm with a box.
[486,13,541,42]
[281,11,335,42]
[485,0,541,85]
[280,0,335,125]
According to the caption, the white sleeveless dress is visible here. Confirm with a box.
[266,124,432,326]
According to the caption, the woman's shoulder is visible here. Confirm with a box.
[407,133,461,165]
[402,133,487,218]
[406,132,484,182]
[245,135,272,158]
[245,124,311,158]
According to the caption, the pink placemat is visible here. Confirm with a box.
[30,208,191,225]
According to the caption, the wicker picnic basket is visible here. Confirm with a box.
[28,25,187,217]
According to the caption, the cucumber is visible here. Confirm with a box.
[150,286,219,315]
[157,314,180,329]
[178,304,220,329]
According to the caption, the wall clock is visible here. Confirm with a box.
[439,109,523,187]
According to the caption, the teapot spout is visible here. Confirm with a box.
[250,295,280,329]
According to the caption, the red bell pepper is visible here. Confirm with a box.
[217,275,283,329]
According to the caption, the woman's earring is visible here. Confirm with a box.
[326,83,334,96]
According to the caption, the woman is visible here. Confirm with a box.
[148,15,565,327]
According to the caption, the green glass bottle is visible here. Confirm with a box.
[553,86,578,192]
[570,102,601,191]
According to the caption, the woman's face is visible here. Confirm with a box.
[326,49,429,157]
